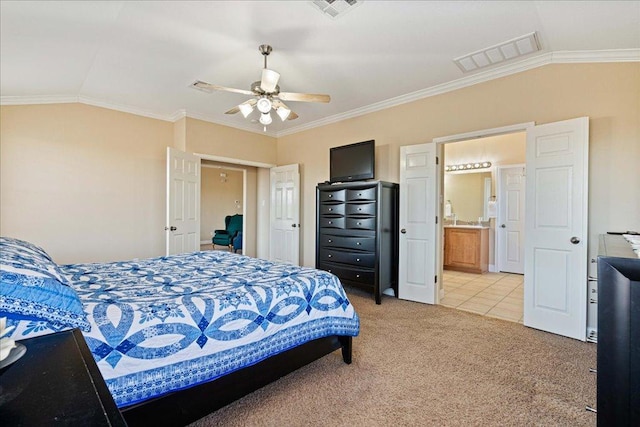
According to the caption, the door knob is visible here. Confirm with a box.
[500,224,506,228]
[570,236,580,244]
[165,226,177,231]
[292,224,297,228]
[400,228,406,234]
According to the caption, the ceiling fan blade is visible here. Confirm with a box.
[272,99,298,121]
[191,80,254,96]
[277,92,331,103]
[260,69,280,93]
[225,99,257,116]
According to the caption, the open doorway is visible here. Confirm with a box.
[200,161,246,253]
[439,132,526,323]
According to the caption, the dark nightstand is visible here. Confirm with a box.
[0,328,126,426]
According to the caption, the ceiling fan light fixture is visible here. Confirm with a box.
[238,102,254,118]
[257,97,272,114]
[259,112,272,125]
[276,106,291,121]
[260,69,280,93]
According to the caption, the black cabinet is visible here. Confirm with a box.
[0,329,126,426]
[596,234,640,426]
[316,181,399,304]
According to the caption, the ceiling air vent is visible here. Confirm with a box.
[310,0,363,19]
[454,32,541,73]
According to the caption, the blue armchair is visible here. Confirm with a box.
[232,231,243,253]
[212,214,243,249]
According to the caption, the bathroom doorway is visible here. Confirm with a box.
[440,131,526,323]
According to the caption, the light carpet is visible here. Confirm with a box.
[191,288,597,426]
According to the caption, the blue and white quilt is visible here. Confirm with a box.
[57,251,359,407]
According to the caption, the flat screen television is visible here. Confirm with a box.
[329,140,375,183]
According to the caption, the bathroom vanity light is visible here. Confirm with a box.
[445,161,491,172]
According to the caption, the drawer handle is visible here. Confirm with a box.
[356,242,361,246]
[328,208,333,211]
[356,258,360,262]
[328,239,332,243]
[358,208,362,211]
[328,254,332,258]
[356,274,360,278]
[357,222,362,225]
[358,193,362,196]
[328,221,332,224]
[328,194,333,198]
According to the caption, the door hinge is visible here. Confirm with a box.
[435,275,438,284]
[436,216,438,224]
[436,156,439,165]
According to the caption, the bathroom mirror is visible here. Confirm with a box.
[444,171,492,222]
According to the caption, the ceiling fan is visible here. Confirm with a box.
[192,44,331,128]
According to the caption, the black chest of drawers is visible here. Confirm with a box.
[596,234,640,425]
[316,181,399,304]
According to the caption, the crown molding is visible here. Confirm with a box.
[77,96,175,122]
[0,94,78,105]
[551,48,640,63]
[275,48,640,137]
[2,49,637,139]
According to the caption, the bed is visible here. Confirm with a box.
[0,237,360,425]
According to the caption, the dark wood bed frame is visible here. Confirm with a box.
[120,335,353,426]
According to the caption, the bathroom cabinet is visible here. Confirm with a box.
[443,226,489,273]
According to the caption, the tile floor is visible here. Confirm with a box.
[440,270,524,323]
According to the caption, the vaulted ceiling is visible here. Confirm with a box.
[1,1,638,136]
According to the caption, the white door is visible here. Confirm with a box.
[524,117,589,341]
[166,147,201,255]
[270,164,300,265]
[398,143,438,304]
[497,165,525,274]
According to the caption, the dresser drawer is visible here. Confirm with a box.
[319,234,376,252]
[347,187,376,201]
[319,203,346,216]
[319,217,345,229]
[319,249,375,268]
[318,262,375,286]
[346,202,376,216]
[347,217,376,230]
[320,189,346,203]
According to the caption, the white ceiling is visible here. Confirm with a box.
[1,1,639,136]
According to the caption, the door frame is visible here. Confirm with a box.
[195,153,275,255]
[433,122,534,300]
[495,163,526,274]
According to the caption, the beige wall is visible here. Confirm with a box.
[184,117,277,165]
[0,103,173,263]
[277,63,640,268]
[1,63,638,268]
[0,103,276,263]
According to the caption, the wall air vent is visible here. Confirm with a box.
[310,0,363,19]
[454,32,542,73]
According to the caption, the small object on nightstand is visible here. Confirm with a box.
[0,317,26,370]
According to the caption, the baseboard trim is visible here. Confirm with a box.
[489,264,496,273]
